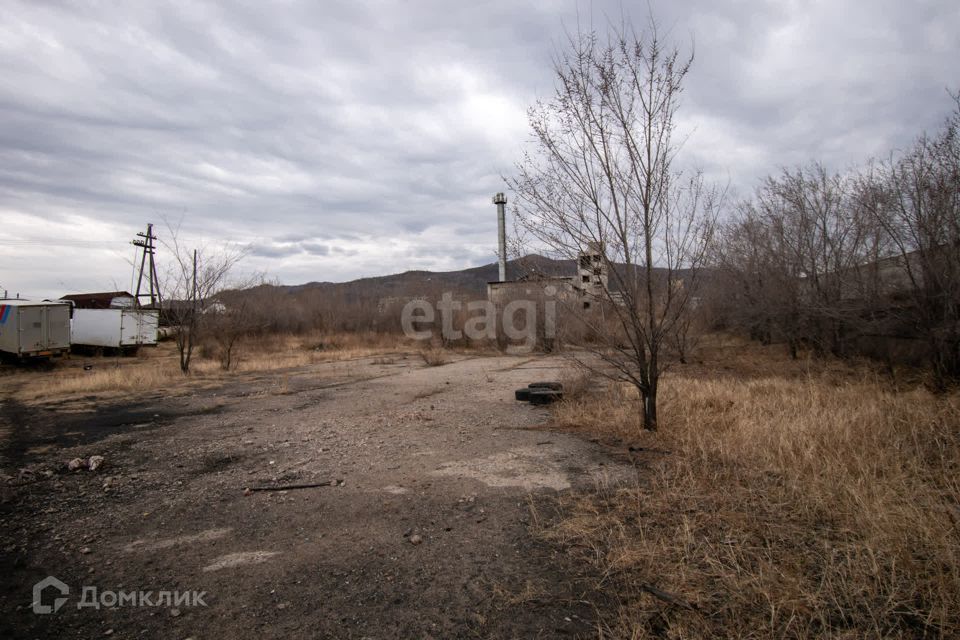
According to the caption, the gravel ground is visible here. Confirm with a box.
[1,353,630,639]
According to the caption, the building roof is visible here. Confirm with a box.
[0,299,71,307]
[60,291,136,309]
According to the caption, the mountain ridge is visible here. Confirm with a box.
[272,254,577,299]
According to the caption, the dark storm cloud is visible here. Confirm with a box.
[1,0,958,297]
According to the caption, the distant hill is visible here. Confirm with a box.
[215,253,706,333]
[233,253,703,308]
[272,254,578,302]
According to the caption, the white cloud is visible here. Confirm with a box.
[1,0,957,298]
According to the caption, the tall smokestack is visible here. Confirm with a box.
[493,192,507,282]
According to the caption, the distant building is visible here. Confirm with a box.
[487,243,610,310]
[60,291,136,310]
[576,242,609,297]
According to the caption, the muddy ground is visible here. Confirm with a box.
[0,353,636,639]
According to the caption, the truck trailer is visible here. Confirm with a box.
[0,300,71,360]
[69,307,159,353]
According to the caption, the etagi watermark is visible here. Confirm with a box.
[32,576,207,615]
[400,289,558,353]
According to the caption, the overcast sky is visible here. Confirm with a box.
[1,0,957,299]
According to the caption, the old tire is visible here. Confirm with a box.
[528,381,563,391]
[529,389,563,405]
[515,388,532,402]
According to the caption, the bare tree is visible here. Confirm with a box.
[712,204,787,347]
[205,282,272,370]
[716,95,959,386]
[161,222,249,374]
[861,94,960,389]
[718,164,886,358]
[508,18,721,430]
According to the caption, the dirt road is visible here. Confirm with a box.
[1,353,628,638]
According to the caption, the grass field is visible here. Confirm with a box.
[1,331,413,405]
[545,338,960,638]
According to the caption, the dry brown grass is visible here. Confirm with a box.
[6,331,412,405]
[557,367,597,403]
[419,347,449,367]
[238,330,409,367]
[9,351,222,403]
[545,340,960,638]
[3,330,485,406]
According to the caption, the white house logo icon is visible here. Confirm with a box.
[32,576,69,614]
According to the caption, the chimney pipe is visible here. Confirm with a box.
[493,192,507,282]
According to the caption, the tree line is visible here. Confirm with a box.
[714,95,960,389]
[508,15,959,430]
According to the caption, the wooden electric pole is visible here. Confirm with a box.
[133,223,163,308]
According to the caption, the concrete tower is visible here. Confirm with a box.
[577,242,608,295]
[493,192,508,282]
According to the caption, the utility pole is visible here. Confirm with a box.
[133,223,163,308]
[192,249,198,316]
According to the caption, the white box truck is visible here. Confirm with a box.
[0,300,71,359]
[69,308,159,352]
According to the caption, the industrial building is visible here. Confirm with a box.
[486,192,610,311]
